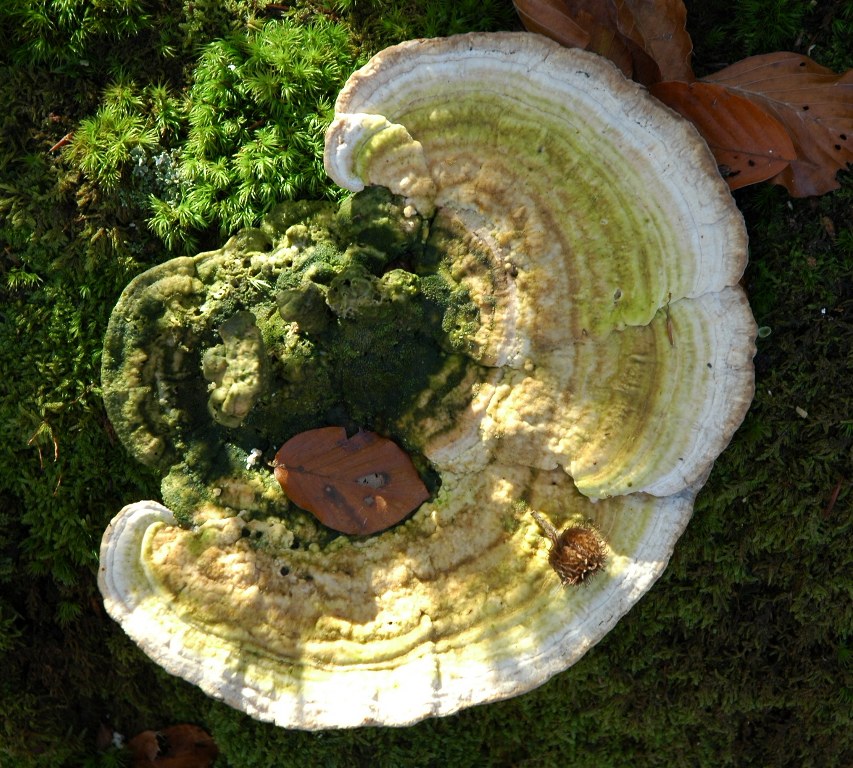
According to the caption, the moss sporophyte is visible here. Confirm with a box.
[97,34,757,731]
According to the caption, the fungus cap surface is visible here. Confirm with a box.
[98,32,756,729]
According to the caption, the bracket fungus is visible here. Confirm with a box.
[98,33,757,729]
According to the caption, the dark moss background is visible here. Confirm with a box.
[0,1,850,766]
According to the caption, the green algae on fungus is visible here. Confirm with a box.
[99,33,757,730]
[203,311,267,428]
[101,186,484,520]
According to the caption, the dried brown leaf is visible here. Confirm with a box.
[704,52,853,196]
[613,0,694,84]
[513,0,694,84]
[513,0,632,76]
[128,725,218,768]
[513,0,591,49]
[578,4,635,77]
[651,80,795,189]
[274,427,429,535]
[513,3,850,196]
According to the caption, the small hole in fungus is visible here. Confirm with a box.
[802,105,810,111]
[841,134,848,141]
[290,538,300,550]
[280,565,290,576]
[748,160,756,167]
[799,62,806,67]
[835,144,842,151]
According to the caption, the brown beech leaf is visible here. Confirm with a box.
[578,4,635,78]
[513,0,693,84]
[274,427,429,535]
[128,724,218,768]
[613,0,694,84]
[513,0,631,76]
[704,52,853,196]
[651,80,795,189]
[512,0,591,50]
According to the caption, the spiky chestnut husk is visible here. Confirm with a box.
[532,511,607,586]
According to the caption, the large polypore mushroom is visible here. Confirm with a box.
[98,32,756,729]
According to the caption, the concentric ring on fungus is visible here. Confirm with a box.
[98,33,757,730]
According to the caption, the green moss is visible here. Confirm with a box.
[102,186,484,534]
[148,15,364,252]
[260,192,482,437]
[686,0,851,71]
[1,1,851,766]
[4,0,154,67]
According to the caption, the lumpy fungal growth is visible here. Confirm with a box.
[101,186,483,522]
[203,311,267,428]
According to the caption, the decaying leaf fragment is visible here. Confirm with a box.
[128,724,218,768]
[653,53,853,194]
[611,0,693,83]
[274,427,429,535]
[512,0,591,51]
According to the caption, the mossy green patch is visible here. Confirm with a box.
[102,186,484,520]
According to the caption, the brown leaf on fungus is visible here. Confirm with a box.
[704,52,853,196]
[651,80,796,189]
[274,427,430,535]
